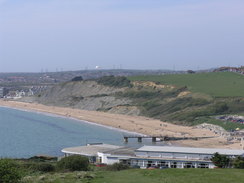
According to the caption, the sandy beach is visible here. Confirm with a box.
[0,99,241,149]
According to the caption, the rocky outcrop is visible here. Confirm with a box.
[194,123,230,138]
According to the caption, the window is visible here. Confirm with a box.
[184,162,194,168]
[171,162,177,168]
[197,163,209,168]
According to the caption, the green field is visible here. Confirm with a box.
[23,169,244,183]
[92,169,244,183]
[129,72,244,97]
[126,72,244,129]
[3,158,244,183]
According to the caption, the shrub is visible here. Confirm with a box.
[57,155,89,171]
[97,75,132,88]
[32,163,55,173]
[213,102,229,114]
[233,156,244,169]
[211,152,231,168]
[105,163,130,171]
[122,91,160,99]
[71,76,83,82]
[0,159,22,183]
[28,155,57,162]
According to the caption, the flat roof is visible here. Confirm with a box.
[61,143,121,156]
[103,147,136,157]
[136,146,244,156]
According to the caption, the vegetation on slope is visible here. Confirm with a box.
[129,72,244,97]
[97,75,132,88]
[2,157,244,183]
[33,72,244,130]
[92,169,244,183]
[0,159,22,183]
[20,169,244,183]
[125,72,244,129]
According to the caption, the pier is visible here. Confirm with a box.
[123,135,216,143]
[123,135,157,143]
[123,135,168,143]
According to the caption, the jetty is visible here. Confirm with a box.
[123,135,216,143]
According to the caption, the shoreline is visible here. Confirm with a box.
[0,100,241,149]
[0,105,145,137]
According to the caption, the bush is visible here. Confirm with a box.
[213,102,229,114]
[97,76,132,88]
[32,163,55,173]
[0,159,22,183]
[105,163,130,171]
[233,156,244,169]
[57,155,89,171]
[28,155,57,162]
[211,152,231,168]
[122,91,160,99]
[71,76,83,82]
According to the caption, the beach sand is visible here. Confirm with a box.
[0,100,241,149]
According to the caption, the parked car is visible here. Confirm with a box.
[96,163,107,167]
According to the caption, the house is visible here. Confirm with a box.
[61,144,244,169]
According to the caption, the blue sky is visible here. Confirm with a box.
[0,0,244,72]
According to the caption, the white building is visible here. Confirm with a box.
[130,146,244,169]
[62,143,121,163]
[0,88,4,98]
[61,144,244,169]
[97,147,136,165]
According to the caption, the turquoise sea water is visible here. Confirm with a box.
[0,107,162,158]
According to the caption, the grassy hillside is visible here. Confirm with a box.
[31,72,244,130]
[129,72,244,97]
[125,72,244,129]
[22,169,244,183]
[92,169,244,183]
[3,158,244,183]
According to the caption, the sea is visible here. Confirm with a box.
[0,107,164,158]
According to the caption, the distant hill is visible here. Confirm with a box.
[0,69,183,87]
[21,72,244,130]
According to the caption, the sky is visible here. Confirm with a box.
[0,0,244,72]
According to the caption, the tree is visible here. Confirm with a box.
[0,159,22,183]
[233,156,244,169]
[71,76,83,82]
[187,70,195,74]
[57,155,89,171]
[211,152,231,168]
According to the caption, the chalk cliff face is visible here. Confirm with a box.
[28,80,140,116]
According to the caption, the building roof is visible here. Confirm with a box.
[136,146,244,156]
[61,143,121,156]
[103,147,136,157]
